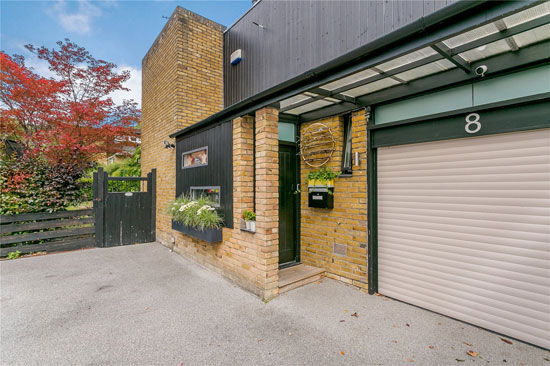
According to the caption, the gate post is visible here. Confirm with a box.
[148,169,157,242]
[94,167,105,247]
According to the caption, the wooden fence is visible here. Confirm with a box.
[0,209,95,256]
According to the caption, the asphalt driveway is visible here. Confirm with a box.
[1,243,548,365]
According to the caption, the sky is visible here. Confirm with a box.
[1,0,253,107]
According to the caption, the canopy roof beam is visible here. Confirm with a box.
[299,41,550,123]
[431,43,471,73]
[451,15,549,55]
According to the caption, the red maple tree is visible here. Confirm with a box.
[1,39,140,166]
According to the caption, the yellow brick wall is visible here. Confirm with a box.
[142,10,280,298]
[299,110,368,290]
[142,6,368,296]
[141,7,227,277]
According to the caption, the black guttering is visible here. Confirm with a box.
[168,0,514,139]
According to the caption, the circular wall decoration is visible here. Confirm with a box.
[300,122,335,167]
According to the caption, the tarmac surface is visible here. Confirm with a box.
[1,242,548,365]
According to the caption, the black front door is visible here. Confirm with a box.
[278,143,299,266]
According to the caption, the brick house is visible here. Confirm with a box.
[141,1,550,348]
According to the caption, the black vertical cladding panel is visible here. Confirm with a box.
[411,0,424,21]
[175,121,233,228]
[384,0,394,35]
[104,193,122,247]
[149,170,157,242]
[223,0,457,107]
[93,171,104,247]
[122,193,135,245]
[96,170,155,247]
[104,191,152,246]
[424,0,435,16]
[434,0,448,12]
[125,192,151,244]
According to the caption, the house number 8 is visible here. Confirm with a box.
[465,113,481,134]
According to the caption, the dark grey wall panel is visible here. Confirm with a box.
[224,0,458,106]
[176,121,233,228]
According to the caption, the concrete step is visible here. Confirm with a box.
[279,264,324,294]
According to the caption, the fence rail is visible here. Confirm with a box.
[0,209,95,256]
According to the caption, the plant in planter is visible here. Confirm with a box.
[168,195,223,230]
[242,210,256,232]
[307,166,340,187]
[168,195,224,242]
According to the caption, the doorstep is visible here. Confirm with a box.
[278,264,325,294]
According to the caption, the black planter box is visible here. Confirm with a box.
[172,221,223,243]
[308,187,334,209]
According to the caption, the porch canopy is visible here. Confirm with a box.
[170,0,550,138]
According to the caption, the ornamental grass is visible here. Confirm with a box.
[168,194,223,231]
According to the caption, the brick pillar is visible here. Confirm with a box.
[233,116,254,228]
[255,107,279,299]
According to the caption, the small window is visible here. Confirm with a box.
[190,186,220,207]
[182,147,208,169]
[278,122,296,142]
[341,114,353,174]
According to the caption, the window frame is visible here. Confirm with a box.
[341,114,353,175]
[189,186,221,207]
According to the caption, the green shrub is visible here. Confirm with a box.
[79,172,94,202]
[7,251,20,260]
[168,194,223,231]
[104,145,141,177]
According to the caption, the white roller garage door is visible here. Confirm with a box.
[377,128,550,349]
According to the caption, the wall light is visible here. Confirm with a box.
[164,141,175,149]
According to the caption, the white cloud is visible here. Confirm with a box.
[110,65,142,108]
[49,0,102,35]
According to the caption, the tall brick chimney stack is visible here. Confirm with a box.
[141,7,224,243]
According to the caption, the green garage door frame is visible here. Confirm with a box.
[367,94,550,296]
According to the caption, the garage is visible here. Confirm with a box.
[377,128,550,349]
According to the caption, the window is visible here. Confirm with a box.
[190,186,220,207]
[341,114,353,174]
[182,147,208,169]
[278,122,296,142]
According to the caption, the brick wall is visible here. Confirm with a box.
[141,8,226,271]
[142,12,281,297]
[299,110,368,290]
[161,111,279,300]
[142,6,368,296]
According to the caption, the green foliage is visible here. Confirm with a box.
[168,194,223,231]
[104,145,141,177]
[78,172,94,202]
[0,152,89,215]
[7,251,21,260]
[242,210,256,221]
[306,166,340,182]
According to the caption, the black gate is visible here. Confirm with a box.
[93,167,156,247]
